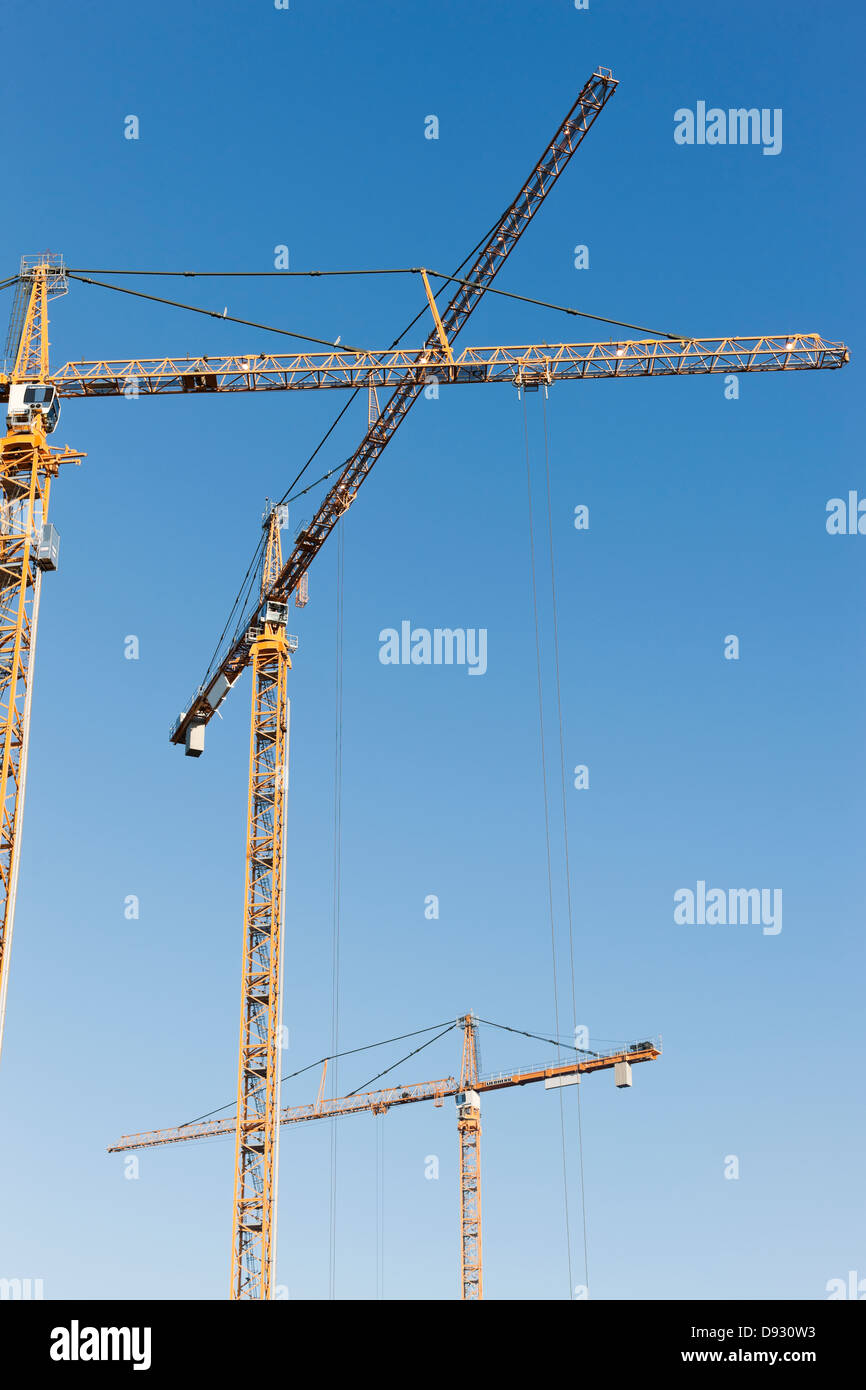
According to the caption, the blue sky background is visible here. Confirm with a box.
[0,0,862,1301]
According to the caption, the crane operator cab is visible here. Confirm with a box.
[456,1090,481,1119]
[5,383,60,435]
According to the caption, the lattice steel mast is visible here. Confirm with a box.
[457,1014,483,1300]
[229,507,292,1300]
[0,256,82,1063]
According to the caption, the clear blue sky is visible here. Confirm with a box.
[0,0,862,1301]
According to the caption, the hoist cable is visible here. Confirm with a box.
[65,267,418,278]
[62,263,683,336]
[179,1018,454,1127]
[473,1016,597,1056]
[66,273,365,353]
[541,391,590,1294]
[328,523,345,1299]
[425,269,685,339]
[347,1022,458,1096]
[522,395,575,1295]
[198,530,268,693]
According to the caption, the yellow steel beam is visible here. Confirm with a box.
[420,269,454,363]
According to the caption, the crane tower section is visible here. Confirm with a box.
[457,1014,483,1300]
[0,255,82,1062]
[231,507,292,1300]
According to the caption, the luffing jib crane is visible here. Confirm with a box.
[109,1014,662,1300]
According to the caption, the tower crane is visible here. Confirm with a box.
[108,1014,662,1300]
[0,63,848,1299]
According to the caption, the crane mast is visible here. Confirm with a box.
[229,507,292,1300]
[457,1014,482,1300]
[0,255,81,1063]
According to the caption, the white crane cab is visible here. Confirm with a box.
[455,1090,481,1119]
[6,383,60,435]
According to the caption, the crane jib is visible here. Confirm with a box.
[52,336,848,397]
[107,1041,661,1154]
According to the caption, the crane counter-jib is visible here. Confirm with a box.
[476,1044,661,1094]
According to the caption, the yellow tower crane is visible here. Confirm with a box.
[109,1013,661,1299]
